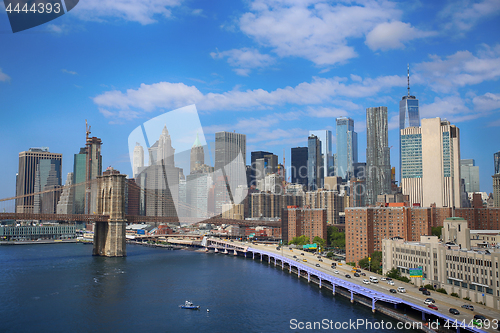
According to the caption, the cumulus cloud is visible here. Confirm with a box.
[238,0,409,65]
[210,48,275,76]
[415,44,500,93]
[73,0,183,25]
[439,0,500,32]
[93,74,406,119]
[473,92,500,112]
[365,21,436,51]
[0,68,10,82]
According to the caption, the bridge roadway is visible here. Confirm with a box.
[206,239,497,333]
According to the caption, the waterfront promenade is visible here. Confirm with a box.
[234,240,499,333]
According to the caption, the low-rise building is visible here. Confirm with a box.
[382,217,500,309]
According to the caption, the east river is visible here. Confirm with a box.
[0,243,419,332]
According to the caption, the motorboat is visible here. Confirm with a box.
[180,300,200,310]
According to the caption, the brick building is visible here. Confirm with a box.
[282,207,327,244]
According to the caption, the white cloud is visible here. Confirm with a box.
[306,106,347,118]
[416,44,500,93]
[93,74,405,119]
[0,68,10,82]
[439,0,500,32]
[238,0,406,65]
[72,0,183,25]
[365,21,436,51]
[62,69,78,75]
[472,92,500,112]
[210,48,275,76]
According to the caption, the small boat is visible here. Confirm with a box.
[223,249,228,254]
[214,248,218,253]
[179,300,200,310]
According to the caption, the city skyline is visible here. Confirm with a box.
[1,0,500,201]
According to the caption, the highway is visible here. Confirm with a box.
[240,241,500,333]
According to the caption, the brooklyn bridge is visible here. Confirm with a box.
[0,172,280,257]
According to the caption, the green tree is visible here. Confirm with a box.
[327,226,345,249]
[312,236,326,249]
[386,268,410,283]
[358,251,382,273]
[431,226,443,238]
[288,235,310,246]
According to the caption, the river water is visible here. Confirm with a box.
[0,244,417,332]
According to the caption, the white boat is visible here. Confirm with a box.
[223,249,228,254]
[179,300,200,310]
[214,248,218,253]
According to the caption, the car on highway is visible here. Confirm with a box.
[355,269,361,273]
[397,287,406,293]
[319,259,323,262]
[419,287,427,292]
[473,315,487,327]
[389,289,397,293]
[363,279,370,284]
[315,264,320,267]
[422,290,431,296]
[428,304,438,310]
[303,259,307,262]
[461,304,474,311]
[387,281,395,285]
[354,273,360,277]
[301,253,304,255]
[333,270,339,274]
[385,277,392,281]
[381,277,386,281]
[424,298,435,305]
[345,274,351,278]
[360,273,366,276]
[449,308,460,315]
[293,255,297,258]
[317,256,321,259]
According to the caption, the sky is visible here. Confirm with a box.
[0,0,500,202]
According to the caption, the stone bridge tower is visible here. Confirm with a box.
[93,171,127,257]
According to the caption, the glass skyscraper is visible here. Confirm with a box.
[335,117,357,180]
[366,106,391,205]
[73,147,86,214]
[460,159,480,193]
[291,147,308,186]
[495,151,500,175]
[309,130,333,178]
[307,135,322,190]
[399,65,420,184]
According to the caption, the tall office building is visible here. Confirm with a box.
[335,118,357,180]
[307,135,322,190]
[190,133,205,174]
[493,174,500,208]
[214,131,246,213]
[133,143,144,178]
[366,106,391,205]
[72,148,86,214]
[140,125,180,217]
[16,147,62,213]
[309,130,333,178]
[250,151,272,187]
[399,65,420,184]
[494,151,500,175]
[401,118,461,208]
[461,159,480,193]
[291,147,308,186]
[84,128,102,215]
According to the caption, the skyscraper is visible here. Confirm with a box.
[309,130,333,178]
[399,65,420,184]
[214,131,246,214]
[494,151,500,175]
[401,118,461,208]
[16,147,62,213]
[291,147,308,186]
[133,143,144,178]
[84,123,103,215]
[307,135,322,190]
[190,133,204,174]
[461,159,480,193]
[335,118,357,180]
[250,151,272,187]
[366,106,391,205]
[72,147,86,214]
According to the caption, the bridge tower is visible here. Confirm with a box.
[93,171,127,257]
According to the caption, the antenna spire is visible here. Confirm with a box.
[407,63,410,97]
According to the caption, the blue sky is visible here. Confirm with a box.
[0,0,499,202]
